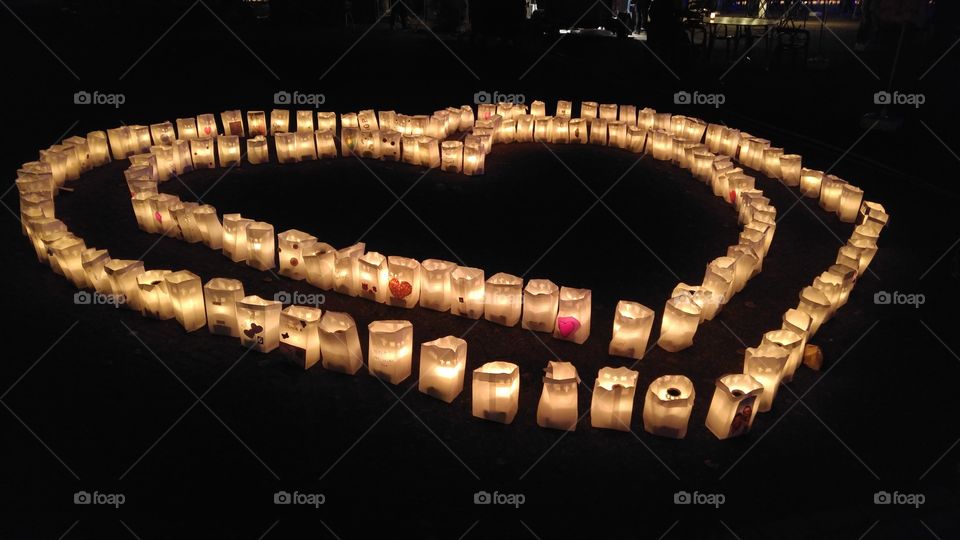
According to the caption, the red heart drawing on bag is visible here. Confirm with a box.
[556,316,581,338]
[154,211,162,223]
[243,323,263,338]
[204,126,212,135]
[388,278,413,299]
[729,190,737,204]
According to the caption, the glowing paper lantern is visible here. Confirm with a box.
[246,136,269,165]
[279,305,322,369]
[609,301,654,360]
[194,205,223,249]
[799,168,822,198]
[247,111,267,137]
[196,114,217,138]
[498,119,517,144]
[221,214,253,262]
[419,336,467,402]
[221,110,244,136]
[104,259,145,311]
[81,248,112,294]
[530,100,546,117]
[607,121,627,149]
[316,112,336,132]
[643,375,695,439]
[367,320,413,384]
[743,344,789,412]
[591,366,639,431]
[472,361,520,424]
[703,257,737,304]
[244,222,275,271]
[408,260,452,312]
[589,118,608,145]
[172,140,194,174]
[270,109,290,134]
[315,130,338,159]
[779,154,802,186]
[380,256,420,309]
[63,136,91,173]
[164,270,206,332]
[296,110,315,132]
[237,295,282,352]
[483,273,522,327]
[318,312,363,374]
[204,278,245,336]
[49,234,87,287]
[657,295,702,352]
[418,136,441,168]
[672,283,722,322]
[378,110,396,132]
[401,135,419,165]
[705,374,763,439]
[533,117,552,142]
[838,184,864,223]
[334,243,365,297]
[137,270,174,320]
[450,267,485,319]
[798,286,831,335]
[515,115,534,142]
[569,119,588,144]
[520,279,558,332]
[357,252,389,303]
[171,202,203,244]
[555,100,572,118]
[762,147,783,178]
[303,242,336,290]
[269,230,313,281]
[536,361,580,431]
[552,287,591,344]
[148,194,182,238]
[217,135,241,167]
[619,104,637,126]
[27,218,65,263]
[761,329,803,383]
[781,309,812,379]
[827,263,857,306]
[189,138,215,169]
[819,175,847,212]
[379,130,400,161]
[440,141,463,173]
[86,131,111,166]
[463,143,485,175]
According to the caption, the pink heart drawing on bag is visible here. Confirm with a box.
[556,316,581,338]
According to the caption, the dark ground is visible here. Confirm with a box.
[1,2,958,538]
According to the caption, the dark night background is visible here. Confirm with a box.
[1,0,958,538]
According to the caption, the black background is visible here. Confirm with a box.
[1,1,958,538]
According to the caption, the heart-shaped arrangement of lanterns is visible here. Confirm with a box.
[15,99,888,440]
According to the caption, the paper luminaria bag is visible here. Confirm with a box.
[367,320,414,384]
[318,311,363,375]
[419,336,468,403]
[553,287,591,344]
[521,279,559,333]
[386,256,421,309]
[536,361,580,431]
[743,343,789,412]
[203,278,245,337]
[279,305,323,369]
[608,300,655,360]
[164,270,206,332]
[705,373,764,440]
[472,361,520,424]
[450,266,485,319]
[483,272,523,327]
[420,259,457,312]
[642,375,695,439]
[591,366,639,432]
[657,295,702,352]
[277,229,317,281]
[236,295,282,353]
